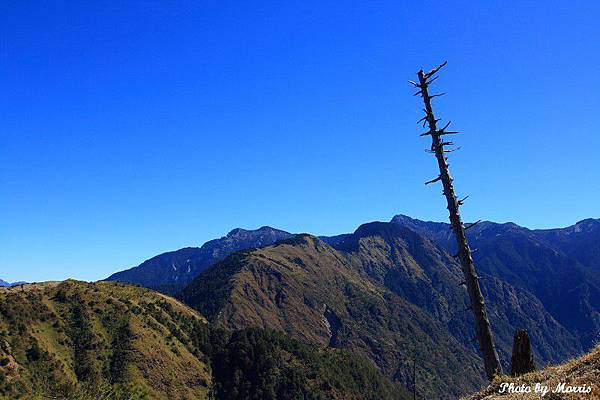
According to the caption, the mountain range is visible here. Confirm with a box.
[103,214,598,397]
[5,214,599,398]
[179,220,588,398]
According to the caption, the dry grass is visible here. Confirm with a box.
[463,346,600,399]
[0,280,211,399]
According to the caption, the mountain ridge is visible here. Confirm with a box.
[181,221,586,398]
[105,226,293,294]
[391,214,600,350]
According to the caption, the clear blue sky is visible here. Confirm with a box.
[1,1,599,282]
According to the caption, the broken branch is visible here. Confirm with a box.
[425,176,442,185]
[458,195,470,206]
[465,220,482,230]
[424,60,448,78]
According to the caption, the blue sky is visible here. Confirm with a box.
[1,1,599,282]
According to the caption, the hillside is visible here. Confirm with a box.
[105,226,292,294]
[463,345,600,399]
[0,280,210,399]
[391,215,600,350]
[181,223,583,398]
[182,234,485,398]
[0,280,408,400]
[332,222,580,365]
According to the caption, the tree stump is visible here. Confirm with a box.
[511,329,535,376]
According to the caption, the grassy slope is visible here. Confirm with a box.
[463,345,600,399]
[182,235,486,399]
[0,280,210,399]
[0,280,409,400]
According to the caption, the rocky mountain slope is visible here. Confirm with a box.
[105,226,292,294]
[0,280,408,400]
[181,222,583,398]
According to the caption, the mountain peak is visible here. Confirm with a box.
[390,214,450,229]
[326,221,434,253]
[390,214,416,223]
[277,233,321,247]
[573,218,600,230]
[226,227,248,236]
[226,225,287,238]
[106,225,293,294]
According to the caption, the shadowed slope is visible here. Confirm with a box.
[335,222,581,367]
[106,226,293,294]
[391,215,600,350]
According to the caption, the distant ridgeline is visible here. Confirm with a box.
[101,215,600,398]
[105,226,293,295]
[0,280,27,288]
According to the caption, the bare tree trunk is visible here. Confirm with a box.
[413,61,503,381]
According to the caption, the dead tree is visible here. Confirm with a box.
[511,329,535,376]
[411,61,503,381]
